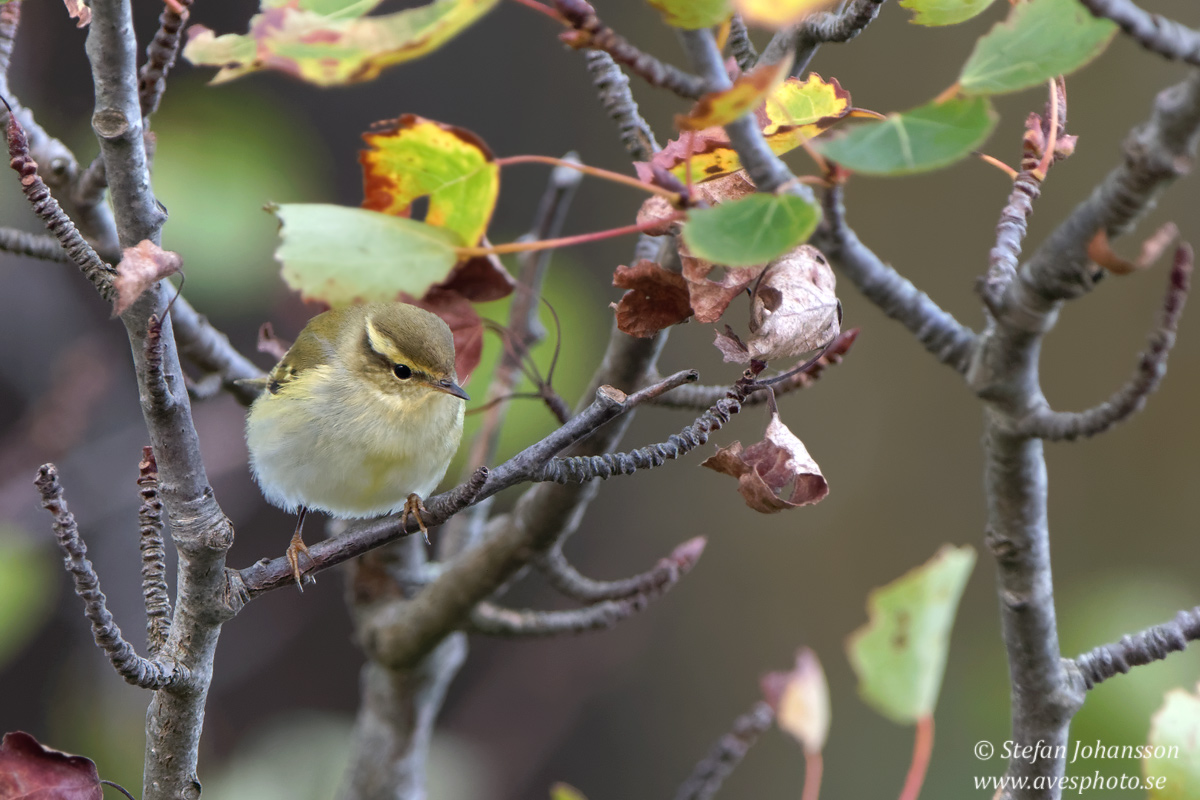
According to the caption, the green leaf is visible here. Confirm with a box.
[899,0,994,25]
[550,783,588,800]
[1147,684,1200,799]
[361,115,499,247]
[846,544,976,725]
[645,0,731,30]
[0,528,55,669]
[816,95,997,175]
[681,193,822,268]
[183,0,501,86]
[272,204,460,307]
[959,0,1116,96]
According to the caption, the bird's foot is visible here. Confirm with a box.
[401,493,431,545]
[286,531,316,591]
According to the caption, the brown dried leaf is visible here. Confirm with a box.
[257,322,291,361]
[402,287,483,383]
[745,244,840,361]
[692,170,757,206]
[434,245,515,302]
[63,0,91,27]
[0,731,103,800]
[111,240,183,317]
[761,647,831,755]
[1089,222,1179,276]
[612,260,692,338]
[713,326,750,362]
[636,195,682,237]
[682,249,762,325]
[701,409,828,512]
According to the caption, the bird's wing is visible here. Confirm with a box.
[266,323,338,396]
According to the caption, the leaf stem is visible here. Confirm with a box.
[508,0,564,22]
[898,715,934,800]
[496,154,681,201]
[456,213,685,257]
[802,751,823,800]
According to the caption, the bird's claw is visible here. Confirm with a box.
[401,493,431,545]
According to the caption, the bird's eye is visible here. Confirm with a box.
[393,364,412,380]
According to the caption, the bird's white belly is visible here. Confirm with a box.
[246,379,464,518]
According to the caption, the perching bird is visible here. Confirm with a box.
[245,302,468,588]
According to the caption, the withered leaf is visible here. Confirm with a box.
[63,0,91,27]
[761,647,831,755]
[701,409,828,512]
[434,245,515,302]
[636,195,682,238]
[683,249,762,325]
[612,260,692,338]
[401,287,483,383]
[1088,222,1178,276]
[0,731,103,800]
[744,244,840,362]
[111,240,183,318]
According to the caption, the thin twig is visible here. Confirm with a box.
[137,447,171,656]
[650,328,858,410]
[1079,0,1200,64]
[584,50,660,161]
[139,0,193,118]
[760,0,888,77]
[1073,605,1200,690]
[555,0,709,99]
[0,227,69,262]
[673,701,775,800]
[816,186,977,373]
[1017,243,1191,440]
[727,16,758,72]
[35,464,185,689]
[536,536,705,604]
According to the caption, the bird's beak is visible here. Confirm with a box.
[434,378,470,401]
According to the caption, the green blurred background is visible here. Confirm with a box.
[1,1,1199,798]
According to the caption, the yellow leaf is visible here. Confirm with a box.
[735,0,839,29]
[675,54,793,132]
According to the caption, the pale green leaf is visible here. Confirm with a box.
[682,193,822,267]
[816,95,997,175]
[1147,684,1200,799]
[646,0,732,29]
[846,544,976,724]
[959,0,1116,96]
[272,204,460,307]
[899,0,994,26]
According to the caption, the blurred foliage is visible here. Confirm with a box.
[152,80,332,315]
[0,526,54,669]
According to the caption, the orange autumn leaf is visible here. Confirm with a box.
[675,54,793,132]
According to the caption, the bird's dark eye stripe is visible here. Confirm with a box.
[393,364,412,380]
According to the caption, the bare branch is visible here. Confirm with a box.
[585,51,659,161]
[1018,244,1191,440]
[555,0,708,99]
[536,536,705,604]
[727,16,757,72]
[1073,606,1200,690]
[815,186,977,373]
[34,464,186,690]
[674,701,775,800]
[650,328,858,410]
[0,227,69,262]
[533,375,747,484]
[5,111,117,301]
[1019,70,1200,305]
[137,447,171,656]
[1080,0,1200,64]
[138,0,193,118]
[170,295,265,407]
[760,0,888,77]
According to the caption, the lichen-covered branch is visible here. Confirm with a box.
[759,0,888,76]
[673,701,775,800]
[35,464,186,689]
[138,0,193,118]
[137,447,171,656]
[537,536,705,604]
[816,187,978,373]
[1017,244,1191,441]
[1080,0,1200,64]
[469,578,683,636]
[0,227,69,262]
[585,51,659,161]
[1073,606,1200,689]
[727,16,757,72]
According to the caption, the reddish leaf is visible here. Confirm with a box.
[111,240,182,317]
[635,195,682,237]
[402,288,483,383]
[634,127,736,185]
[0,731,103,800]
[701,409,828,511]
[611,260,692,338]
[682,249,761,325]
[63,0,91,27]
[433,246,515,302]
